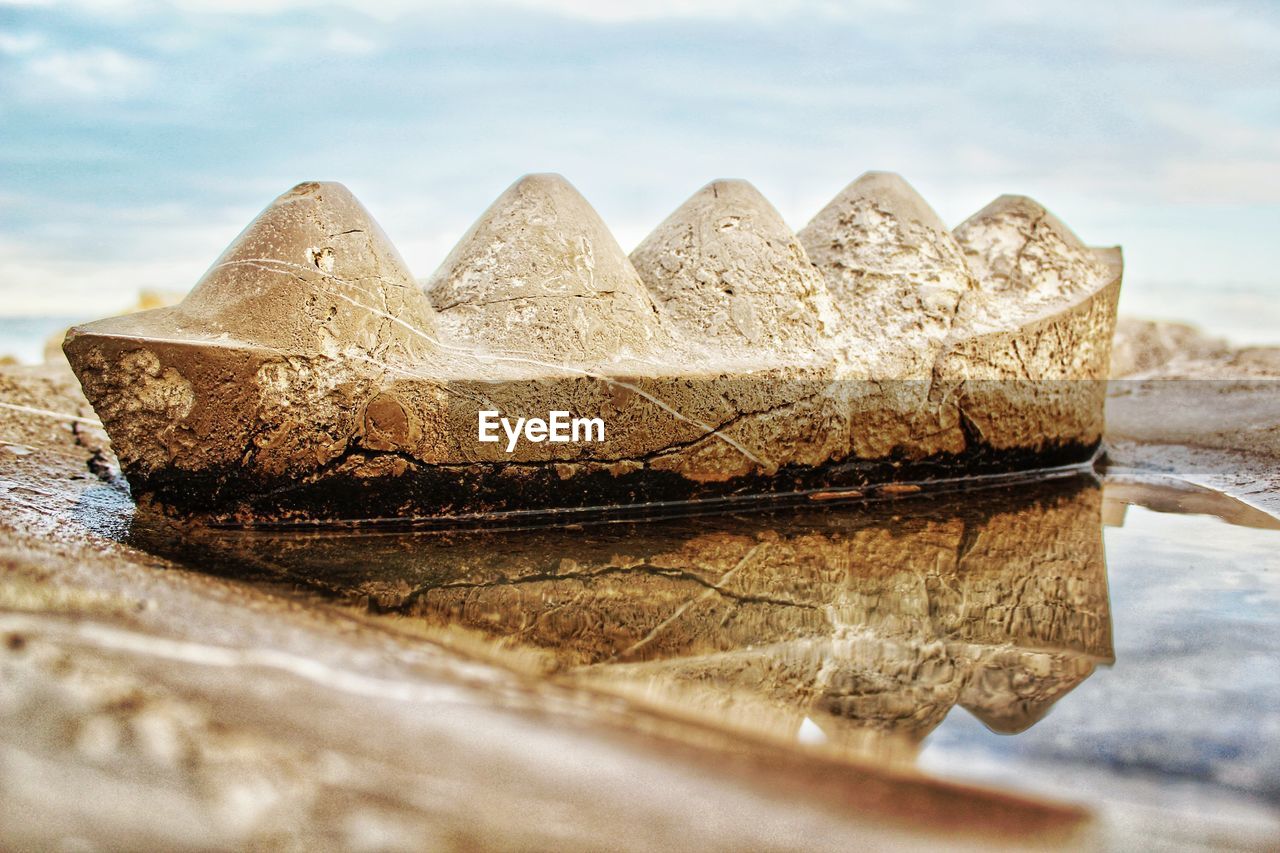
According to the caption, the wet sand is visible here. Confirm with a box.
[1106,319,1280,515]
[0,362,1093,849]
[2,319,1278,850]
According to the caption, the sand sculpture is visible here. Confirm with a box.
[64,174,1121,522]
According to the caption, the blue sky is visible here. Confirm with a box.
[1,0,1278,342]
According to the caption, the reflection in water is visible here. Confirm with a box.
[922,486,1280,843]
[133,474,1113,762]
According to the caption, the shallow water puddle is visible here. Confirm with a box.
[127,473,1280,840]
[921,481,1280,842]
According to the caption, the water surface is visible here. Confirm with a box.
[126,472,1280,844]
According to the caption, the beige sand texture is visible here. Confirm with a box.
[62,172,1121,521]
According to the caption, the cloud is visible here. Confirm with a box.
[0,0,428,19]
[1101,2,1280,66]
[0,31,48,54]
[5,43,152,98]
[1,0,1277,337]
[0,238,199,316]
[1134,101,1280,204]
[0,0,829,16]
[0,0,914,22]
[320,29,378,55]
[486,0,849,23]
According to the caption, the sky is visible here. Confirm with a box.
[1,0,1278,343]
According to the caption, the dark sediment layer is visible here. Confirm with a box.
[132,437,1100,527]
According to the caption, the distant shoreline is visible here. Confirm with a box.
[0,316,81,365]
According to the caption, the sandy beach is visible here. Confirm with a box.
[2,317,1278,849]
